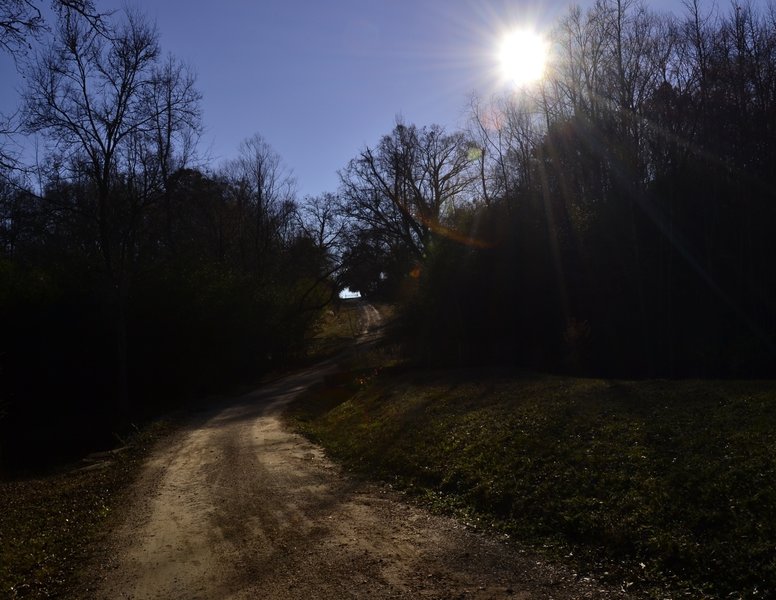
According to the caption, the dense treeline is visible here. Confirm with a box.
[0,5,332,467]
[339,0,776,378]
[4,0,776,465]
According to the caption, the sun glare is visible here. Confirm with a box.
[498,29,548,87]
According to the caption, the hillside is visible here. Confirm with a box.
[288,360,776,598]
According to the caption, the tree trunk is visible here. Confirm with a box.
[115,283,130,424]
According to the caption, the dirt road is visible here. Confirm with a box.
[358,303,382,335]
[90,309,628,599]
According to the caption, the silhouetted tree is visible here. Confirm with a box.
[21,5,202,418]
[297,192,346,256]
[394,0,776,377]
[223,133,296,273]
[1,0,103,59]
[339,121,476,295]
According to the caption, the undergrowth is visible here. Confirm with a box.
[0,421,174,598]
[287,367,776,598]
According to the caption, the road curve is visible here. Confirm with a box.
[89,335,628,598]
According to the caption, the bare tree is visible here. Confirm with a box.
[144,55,202,251]
[0,0,44,172]
[21,5,201,417]
[224,133,296,270]
[0,1,107,172]
[552,2,610,120]
[340,121,475,261]
[0,0,45,57]
[24,7,159,268]
[468,92,545,207]
[297,192,345,254]
[0,1,106,56]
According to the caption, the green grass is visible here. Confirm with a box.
[303,300,366,361]
[0,421,174,598]
[287,367,776,598]
[305,300,396,361]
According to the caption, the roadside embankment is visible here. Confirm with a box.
[287,366,776,598]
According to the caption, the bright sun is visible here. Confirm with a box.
[498,29,548,86]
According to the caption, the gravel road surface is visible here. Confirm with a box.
[90,307,631,599]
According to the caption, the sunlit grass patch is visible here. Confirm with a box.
[306,300,379,360]
[312,301,364,341]
[287,369,776,598]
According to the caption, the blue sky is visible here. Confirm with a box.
[0,0,747,198]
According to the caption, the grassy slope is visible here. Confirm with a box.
[287,365,776,598]
[305,300,395,360]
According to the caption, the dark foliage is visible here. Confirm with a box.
[344,0,776,378]
[0,166,329,469]
[0,6,335,472]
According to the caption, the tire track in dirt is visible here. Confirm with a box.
[90,353,635,599]
[359,303,382,335]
